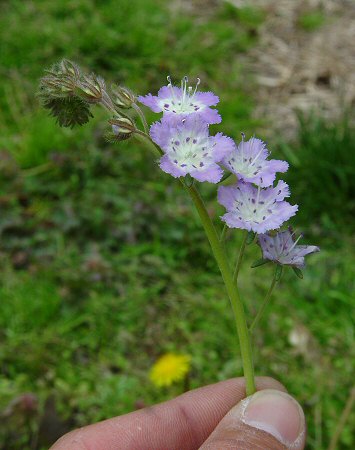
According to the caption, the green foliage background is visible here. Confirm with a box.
[0,1,354,449]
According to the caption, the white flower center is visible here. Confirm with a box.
[167,130,212,172]
[160,76,205,114]
[226,139,266,178]
[234,186,275,223]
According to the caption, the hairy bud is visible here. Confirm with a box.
[109,117,135,134]
[107,116,136,141]
[39,60,99,127]
[76,75,106,103]
[111,85,135,109]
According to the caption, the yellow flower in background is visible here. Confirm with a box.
[149,353,191,387]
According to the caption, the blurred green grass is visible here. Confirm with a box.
[0,1,354,449]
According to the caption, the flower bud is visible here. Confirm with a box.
[40,74,76,99]
[60,59,81,80]
[109,117,136,135]
[111,85,135,109]
[75,75,105,103]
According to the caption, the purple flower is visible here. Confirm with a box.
[222,136,288,187]
[259,229,320,268]
[138,76,221,125]
[218,180,298,233]
[150,115,235,183]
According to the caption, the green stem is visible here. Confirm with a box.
[233,230,248,283]
[249,269,278,333]
[134,130,163,156]
[132,103,149,134]
[134,133,256,394]
[187,185,256,396]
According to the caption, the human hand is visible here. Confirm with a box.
[51,377,305,449]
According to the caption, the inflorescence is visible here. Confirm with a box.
[39,65,319,274]
[139,75,318,272]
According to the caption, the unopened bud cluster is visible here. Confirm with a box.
[39,59,137,138]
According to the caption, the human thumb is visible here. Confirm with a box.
[200,389,306,450]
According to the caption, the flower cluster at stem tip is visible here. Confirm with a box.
[139,76,319,271]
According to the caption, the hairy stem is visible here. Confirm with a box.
[187,185,256,396]
[250,269,278,333]
[132,103,149,134]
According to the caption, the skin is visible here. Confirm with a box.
[51,377,288,450]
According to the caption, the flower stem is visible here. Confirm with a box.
[135,133,255,395]
[233,230,248,283]
[132,103,149,134]
[249,268,278,333]
[187,185,256,396]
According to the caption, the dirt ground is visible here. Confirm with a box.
[173,0,355,137]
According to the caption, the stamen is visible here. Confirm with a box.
[191,77,201,98]
[289,233,303,252]
[241,132,245,159]
[250,141,265,166]
[181,76,188,105]
[167,75,177,103]
[283,228,296,249]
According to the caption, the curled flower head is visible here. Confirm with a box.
[218,180,298,233]
[138,76,221,124]
[149,353,191,388]
[259,229,320,268]
[151,115,235,183]
[223,135,288,187]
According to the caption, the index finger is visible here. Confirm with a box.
[51,376,286,450]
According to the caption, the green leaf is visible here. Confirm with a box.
[41,96,93,128]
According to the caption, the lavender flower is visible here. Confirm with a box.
[218,180,298,233]
[259,229,320,268]
[138,76,221,124]
[223,135,288,187]
[150,115,235,183]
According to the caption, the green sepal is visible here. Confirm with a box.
[275,264,283,281]
[104,130,131,143]
[246,231,256,245]
[217,171,233,184]
[292,266,304,279]
[184,174,194,187]
[251,258,270,268]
